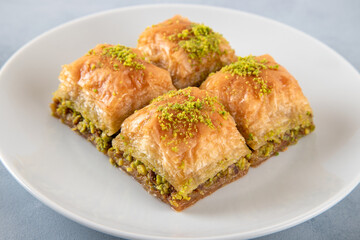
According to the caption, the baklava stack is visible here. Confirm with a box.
[51,15,314,211]
[200,55,315,166]
[137,15,237,88]
[51,44,175,152]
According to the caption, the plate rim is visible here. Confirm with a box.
[0,4,359,240]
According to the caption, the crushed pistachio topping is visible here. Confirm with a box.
[152,88,229,151]
[101,44,145,70]
[221,55,279,96]
[167,23,223,59]
[248,133,254,141]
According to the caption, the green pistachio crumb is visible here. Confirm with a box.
[89,122,95,134]
[156,175,164,185]
[221,55,265,77]
[167,23,223,59]
[101,44,145,70]
[221,55,279,96]
[137,164,147,175]
[125,154,132,161]
[169,200,179,207]
[78,121,87,133]
[117,158,124,166]
[153,88,230,149]
[72,115,82,125]
[109,158,116,166]
[248,133,254,141]
[268,64,279,70]
[130,161,137,169]
[132,160,140,166]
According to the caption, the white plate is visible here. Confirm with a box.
[0,4,360,240]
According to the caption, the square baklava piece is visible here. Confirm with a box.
[201,54,315,166]
[137,15,237,88]
[51,44,175,152]
[109,87,251,211]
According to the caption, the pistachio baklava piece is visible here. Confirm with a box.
[109,87,251,211]
[51,44,175,152]
[201,54,315,166]
[137,15,237,89]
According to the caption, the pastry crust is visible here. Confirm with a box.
[137,15,237,89]
[108,147,249,211]
[52,44,175,136]
[112,87,251,197]
[200,54,314,151]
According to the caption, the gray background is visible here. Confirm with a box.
[0,0,359,239]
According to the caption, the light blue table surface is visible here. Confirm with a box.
[1,0,359,239]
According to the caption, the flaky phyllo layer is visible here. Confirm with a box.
[138,15,237,88]
[112,87,251,200]
[201,54,315,154]
[53,43,175,136]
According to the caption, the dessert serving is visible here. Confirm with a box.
[110,87,251,211]
[137,15,237,88]
[51,43,175,153]
[50,15,314,211]
[201,54,315,166]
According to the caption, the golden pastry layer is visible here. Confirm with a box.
[112,87,251,208]
[137,15,237,88]
[52,44,175,136]
[201,54,315,165]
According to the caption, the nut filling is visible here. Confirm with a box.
[50,98,116,153]
[108,148,250,211]
[51,97,250,211]
[248,125,315,167]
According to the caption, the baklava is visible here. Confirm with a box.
[200,54,315,166]
[109,87,251,211]
[51,44,175,152]
[137,15,237,89]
